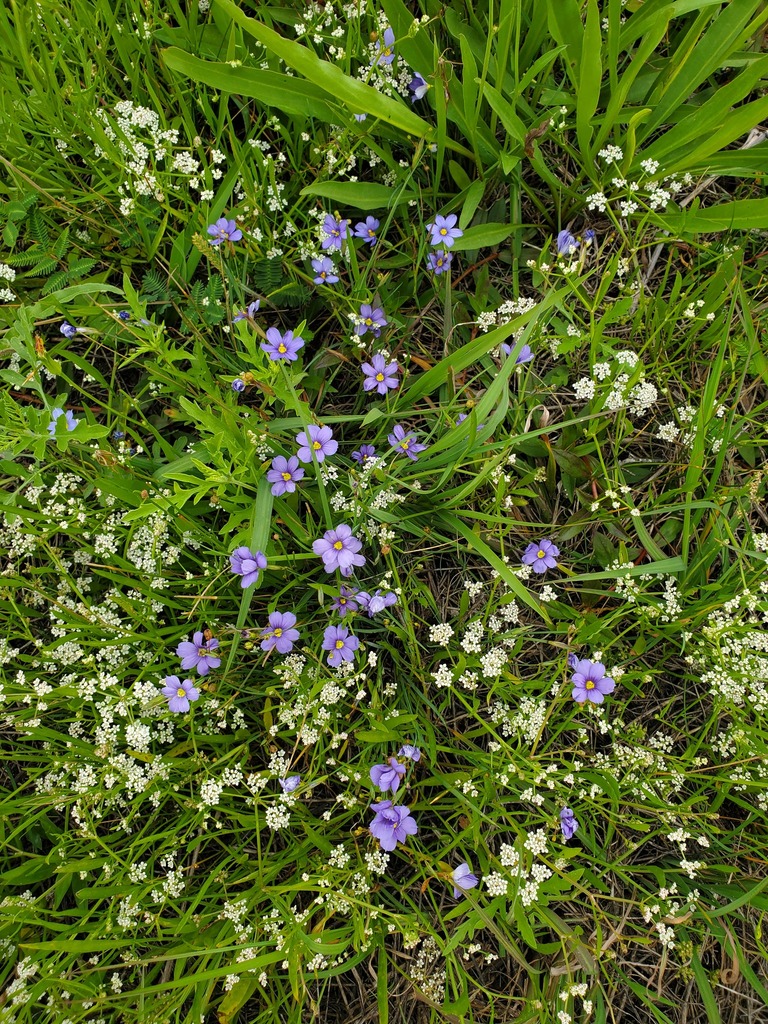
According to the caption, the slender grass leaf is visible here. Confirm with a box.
[638,0,767,142]
[438,512,551,621]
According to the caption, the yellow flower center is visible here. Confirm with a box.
[537,549,545,558]
[400,439,410,449]
[440,227,447,235]
[335,639,345,649]
[364,318,373,326]
[312,440,322,450]
[198,648,209,657]
[282,472,292,481]
[176,687,186,698]
[585,681,595,689]
[375,372,384,382]
[273,628,283,638]
[333,540,344,550]
[278,343,287,353]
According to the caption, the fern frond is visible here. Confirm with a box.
[41,270,70,295]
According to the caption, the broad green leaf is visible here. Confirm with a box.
[450,222,516,251]
[459,179,486,230]
[481,82,526,145]
[459,35,479,138]
[299,181,415,211]
[162,49,338,121]
[212,0,433,139]
[576,0,602,158]
[650,199,768,232]
[546,0,585,84]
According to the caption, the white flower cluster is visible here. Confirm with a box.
[429,622,455,645]
[587,155,693,220]
[571,350,657,419]
[477,296,538,333]
[91,100,227,215]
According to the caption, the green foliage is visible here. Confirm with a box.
[1,1,768,1023]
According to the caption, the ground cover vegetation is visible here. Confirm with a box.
[1,0,768,1021]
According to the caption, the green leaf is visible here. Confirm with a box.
[650,199,768,233]
[459,35,479,139]
[211,0,433,139]
[481,82,526,145]
[576,0,601,158]
[450,222,516,251]
[638,0,767,143]
[299,181,415,211]
[459,180,486,231]
[161,49,338,121]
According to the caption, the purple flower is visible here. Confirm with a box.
[207,217,242,245]
[426,214,463,248]
[60,321,78,338]
[456,412,485,430]
[353,113,367,123]
[557,229,579,255]
[357,590,397,617]
[279,775,301,793]
[398,744,421,762]
[233,300,260,323]
[368,800,418,852]
[583,228,596,246]
[408,72,429,103]
[452,862,479,898]
[229,547,268,588]
[313,524,366,576]
[356,303,388,338]
[560,806,579,840]
[351,444,377,466]
[176,631,221,676]
[231,379,246,393]
[388,423,427,461]
[267,455,305,497]
[522,539,559,574]
[370,757,407,795]
[567,653,579,670]
[321,213,348,251]
[501,342,534,364]
[47,408,78,435]
[571,659,616,704]
[311,257,339,284]
[330,585,360,617]
[372,27,395,66]
[428,250,452,275]
[322,624,360,667]
[354,217,380,246]
[362,353,399,395]
[261,327,304,362]
[161,675,200,713]
[260,611,300,654]
[117,310,131,321]
[296,424,338,464]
